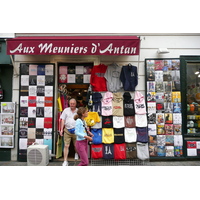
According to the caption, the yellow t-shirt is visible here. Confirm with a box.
[102,128,114,144]
[85,112,101,126]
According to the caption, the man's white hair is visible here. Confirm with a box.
[69,98,77,104]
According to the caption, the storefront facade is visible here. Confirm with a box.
[2,33,200,161]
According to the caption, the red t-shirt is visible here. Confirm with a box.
[91,144,103,159]
[90,64,107,91]
[114,143,126,160]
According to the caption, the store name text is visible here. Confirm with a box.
[9,43,137,55]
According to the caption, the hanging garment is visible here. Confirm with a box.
[120,65,138,91]
[92,92,102,115]
[123,92,135,116]
[112,92,124,116]
[113,116,125,128]
[135,114,147,127]
[134,91,147,114]
[91,144,103,159]
[137,142,149,160]
[124,116,136,128]
[114,143,126,160]
[103,144,114,159]
[136,127,148,143]
[126,143,137,159]
[104,63,122,92]
[114,128,125,144]
[84,112,100,127]
[90,64,108,91]
[91,128,102,144]
[124,128,137,143]
[101,91,113,116]
[102,116,113,128]
[102,128,114,144]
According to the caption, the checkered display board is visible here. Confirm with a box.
[18,63,55,161]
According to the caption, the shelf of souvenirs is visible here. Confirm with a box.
[187,115,200,120]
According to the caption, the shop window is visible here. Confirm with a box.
[180,56,200,157]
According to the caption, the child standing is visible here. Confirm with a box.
[74,107,93,166]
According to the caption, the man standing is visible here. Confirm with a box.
[60,98,78,166]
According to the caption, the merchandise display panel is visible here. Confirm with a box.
[145,59,183,158]
[18,63,55,161]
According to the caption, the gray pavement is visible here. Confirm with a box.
[0,159,200,166]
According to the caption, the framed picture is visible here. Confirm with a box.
[0,125,14,136]
[1,102,15,114]
[0,136,14,148]
[1,114,15,125]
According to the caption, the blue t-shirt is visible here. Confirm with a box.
[91,128,102,144]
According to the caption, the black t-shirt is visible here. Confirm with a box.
[114,128,125,144]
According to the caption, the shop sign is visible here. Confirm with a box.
[6,36,140,55]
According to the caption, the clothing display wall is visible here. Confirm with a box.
[18,63,55,161]
[145,59,183,157]
[89,63,149,160]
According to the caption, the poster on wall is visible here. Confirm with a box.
[18,63,55,161]
[145,59,183,158]
[0,102,16,148]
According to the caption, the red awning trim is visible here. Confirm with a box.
[6,36,140,56]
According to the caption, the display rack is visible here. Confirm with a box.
[145,58,183,159]
[18,63,55,161]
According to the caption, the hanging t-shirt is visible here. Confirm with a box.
[114,143,126,160]
[91,144,103,159]
[114,128,125,144]
[124,116,136,128]
[135,114,147,127]
[84,112,101,127]
[92,92,102,115]
[91,128,102,144]
[102,128,114,144]
[134,91,147,114]
[136,127,148,143]
[104,63,122,92]
[101,91,113,116]
[126,143,137,159]
[124,128,137,143]
[90,64,108,91]
[102,116,113,128]
[123,92,135,116]
[103,144,114,159]
[112,92,124,116]
[137,142,149,160]
[113,116,125,128]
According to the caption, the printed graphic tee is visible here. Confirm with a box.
[102,116,113,128]
[114,143,126,160]
[114,128,125,144]
[91,144,103,159]
[91,128,102,144]
[126,143,137,159]
[113,116,125,128]
[102,128,114,144]
[103,144,114,159]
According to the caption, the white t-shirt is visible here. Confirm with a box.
[124,128,137,143]
[113,116,125,128]
[60,107,78,129]
[135,114,147,127]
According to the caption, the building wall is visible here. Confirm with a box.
[10,33,200,160]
